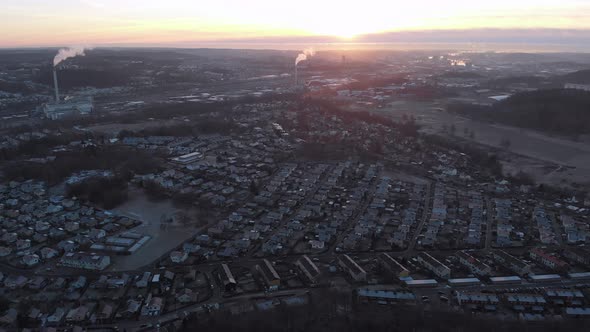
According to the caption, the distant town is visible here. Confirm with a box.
[0,48,590,331]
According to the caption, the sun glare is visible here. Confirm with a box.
[300,4,416,40]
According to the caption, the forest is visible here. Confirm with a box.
[449,89,590,135]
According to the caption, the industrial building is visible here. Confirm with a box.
[489,276,522,285]
[456,250,492,276]
[43,68,93,120]
[448,278,481,287]
[89,234,150,255]
[529,274,562,283]
[492,250,531,276]
[220,263,237,292]
[338,254,367,282]
[296,255,321,283]
[404,279,438,288]
[565,307,590,317]
[43,96,94,120]
[563,247,590,266]
[416,252,451,279]
[256,259,281,291]
[171,152,204,165]
[356,289,416,305]
[379,253,410,278]
[530,248,569,272]
[569,272,590,280]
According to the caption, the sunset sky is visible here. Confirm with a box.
[2,0,590,47]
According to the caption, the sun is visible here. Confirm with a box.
[299,2,426,40]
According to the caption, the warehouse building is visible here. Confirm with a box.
[256,259,281,291]
[456,250,492,276]
[563,247,590,266]
[296,255,321,283]
[490,276,522,285]
[379,253,410,278]
[448,278,480,287]
[339,254,367,282]
[530,248,569,271]
[404,279,438,288]
[416,252,451,279]
[59,252,110,271]
[357,289,416,305]
[220,263,237,292]
[492,250,531,276]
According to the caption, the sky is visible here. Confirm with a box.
[2,0,590,48]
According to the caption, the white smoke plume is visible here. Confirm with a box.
[295,48,315,66]
[53,46,92,67]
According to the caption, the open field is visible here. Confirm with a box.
[377,100,590,187]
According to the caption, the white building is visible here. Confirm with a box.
[170,251,188,263]
[59,252,110,271]
[43,96,94,120]
[416,252,451,279]
[456,251,492,276]
[141,297,164,316]
[171,152,203,165]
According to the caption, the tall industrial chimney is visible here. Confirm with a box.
[53,68,60,103]
[294,65,298,87]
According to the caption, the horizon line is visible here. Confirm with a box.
[2,28,590,52]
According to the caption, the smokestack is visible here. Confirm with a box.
[53,68,60,103]
[294,48,314,88]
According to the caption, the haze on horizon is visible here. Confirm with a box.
[3,0,590,49]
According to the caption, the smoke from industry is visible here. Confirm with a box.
[295,48,315,66]
[53,46,92,66]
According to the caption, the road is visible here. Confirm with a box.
[404,180,433,254]
[91,289,310,331]
[330,166,382,254]
[255,163,333,257]
[484,197,494,250]
[548,211,564,246]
